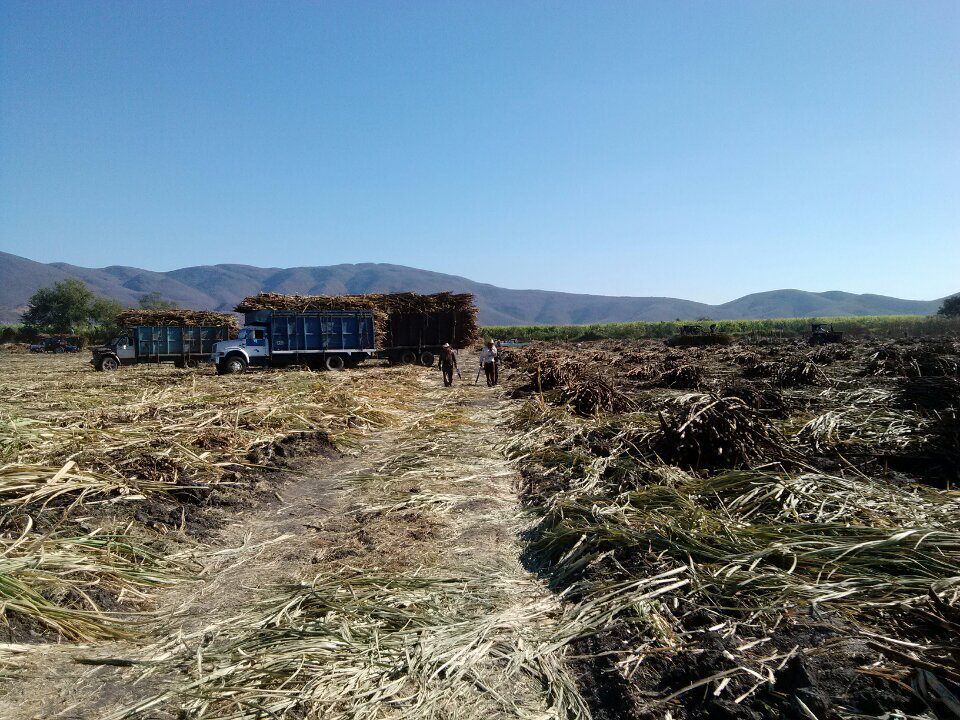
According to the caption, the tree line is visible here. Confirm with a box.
[1,280,177,345]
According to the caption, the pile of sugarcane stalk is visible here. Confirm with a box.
[116,309,239,330]
[650,392,791,470]
[718,379,788,416]
[898,376,960,412]
[655,364,703,389]
[775,359,829,386]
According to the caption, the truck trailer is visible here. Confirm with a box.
[222,292,481,373]
[376,307,469,367]
[212,309,377,374]
[92,324,233,371]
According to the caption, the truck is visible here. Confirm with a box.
[91,324,233,371]
[217,292,481,374]
[212,310,377,374]
[30,337,82,354]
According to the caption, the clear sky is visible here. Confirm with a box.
[1,1,957,303]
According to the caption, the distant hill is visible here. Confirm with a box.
[0,251,948,325]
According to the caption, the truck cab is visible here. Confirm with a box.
[90,335,135,370]
[211,327,269,374]
[213,310,376,375]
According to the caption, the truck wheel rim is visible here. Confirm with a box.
[103,358,118,370]
[229,359,244,373]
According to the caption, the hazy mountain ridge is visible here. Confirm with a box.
[0,251,947,325]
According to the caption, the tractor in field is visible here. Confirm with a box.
[808,324,843,345]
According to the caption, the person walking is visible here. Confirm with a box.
[479,340,498,387]
[438,342,458,386]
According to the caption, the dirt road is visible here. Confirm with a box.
[0,366,586,719]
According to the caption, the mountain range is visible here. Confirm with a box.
[0,251,949,326]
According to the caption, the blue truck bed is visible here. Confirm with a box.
[92,324,233,371]
[243,310,376,353]
[133,325,230,358]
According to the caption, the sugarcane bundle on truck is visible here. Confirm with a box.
[212,292,480,374]
[91,310,238,371]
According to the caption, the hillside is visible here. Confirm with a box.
[0,251,948,325]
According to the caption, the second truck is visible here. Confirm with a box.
[92,310,237,371]
[212,292,479,375]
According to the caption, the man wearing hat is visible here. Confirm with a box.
[479,339,499,386]
[438,342,459,386]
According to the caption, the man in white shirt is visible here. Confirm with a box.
[479,340,498,386]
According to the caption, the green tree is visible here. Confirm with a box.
[937,294,960,317]
[91,296,124,323]
[21,279,121,333]
[138,291,177,310]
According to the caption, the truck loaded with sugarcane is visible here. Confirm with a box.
[91,310,238,371]
[89,293,479,374]
[211,292,479,375]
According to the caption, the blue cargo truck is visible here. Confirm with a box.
[92,324,232,371]
[212,310,376,374]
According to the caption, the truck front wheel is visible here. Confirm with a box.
[325,354,346,371]
[220,356,248,375]
[97,356,119,372]
[419,351,435,367]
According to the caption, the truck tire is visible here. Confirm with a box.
[220,356,248,375]
[419,351,435,367]
[345,355,362,368]
[184,358,199,369]
[97,356,119,372]
[325,354,346,371]
[54,347,65,354]
[400,351,417,365]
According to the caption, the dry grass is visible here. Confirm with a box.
[0,353,411,641]
[6,336,960,717]
[0,355,400,489]
[502,338,960,716]
[110,572,592,720]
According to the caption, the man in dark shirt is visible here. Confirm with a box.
[438,343,458,386]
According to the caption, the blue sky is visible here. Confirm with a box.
[1,1,957,303]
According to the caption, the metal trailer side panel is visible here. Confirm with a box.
[387,310,460,349]
[245,311,375,353]
[133,325,229,361]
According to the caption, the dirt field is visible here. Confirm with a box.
[1,338,958,719]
